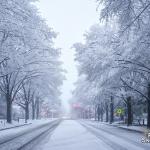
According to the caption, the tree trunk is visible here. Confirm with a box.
[6,75,12,124]
[6,95,12,124]
[32,100,35,120]
[110,96,114,124]
[97,104,101,122]
[127,96,132,126]
[95,105,97,121]
[98,114,100,121]
[36,99,39,119]
[101,113,103,122]
[25,103,29,123]
[147,84,150,128]
[106,103,109,122]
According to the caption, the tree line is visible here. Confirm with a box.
[72,0,150,128]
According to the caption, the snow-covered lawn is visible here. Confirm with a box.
[104,122,147,133]
[85,119,147,133]
[0,118,58,131]
[0,119,32,130]
[0,118,58,143]
[116,125,147,133]
[0,119,60,150]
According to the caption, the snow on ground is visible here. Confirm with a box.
[34,120,113,150]
[117,125,146,133]
[107,121,147,133]
[0,118,58,130]
[86,119,147,133]
[79,120,150,150]
[0,119,32,130]
[1,119,150,150]
[0,119,60,150]
[0,118,57,143]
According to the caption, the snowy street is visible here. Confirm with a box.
[0,119,150,150]
[32,120,150,150]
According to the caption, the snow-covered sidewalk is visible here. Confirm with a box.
[34,120,113,150]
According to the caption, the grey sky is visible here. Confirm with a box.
[36,0,99,112]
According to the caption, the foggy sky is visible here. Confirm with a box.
[36,0,99,113]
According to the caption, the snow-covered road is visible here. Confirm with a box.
[1,120,150,150]
[33,120,150,150]
[33,120,111,150]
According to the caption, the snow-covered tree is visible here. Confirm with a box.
[97,0,150,127]
[0,0,64,123]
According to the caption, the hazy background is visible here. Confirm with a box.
[36,0,99,114]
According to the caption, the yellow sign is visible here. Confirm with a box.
[116,108,124,115]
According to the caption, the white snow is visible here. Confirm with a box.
[86,119,147,133]
[103,121,146,133]
[34,120,113,150]
[0,118,57,143]
[1,119,150,150]
[0,119,32,130]
[79,120,150,150]
[117,125,146,133]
